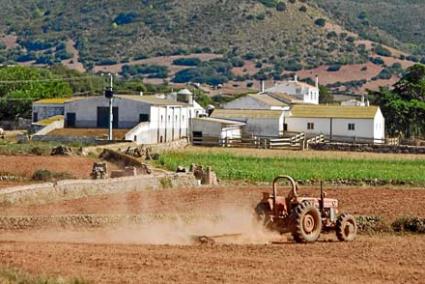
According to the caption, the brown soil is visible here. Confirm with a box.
[297,62,382,85]
[61,39,86,73]
[0,234,423,284]
[0,34,18,49]
[0,184,425,283]
[48,128,130,140]
[3,186,425,222]
[0,155,112,180]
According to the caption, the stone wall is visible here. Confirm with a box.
[31,135,100,145]
[0,173,198,206]
[310,143,425,154]
[150,138,189,152]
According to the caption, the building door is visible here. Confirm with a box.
[97,107,119,128]
[66,113,76,128]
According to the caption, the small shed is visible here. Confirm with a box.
[211,109,285,137]
[32,98,81,122]
[191,117,245,139]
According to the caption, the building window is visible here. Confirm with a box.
[307,122,315,130]
[348,123,355,131]
[33,112,38,122]
[139,114,150,122]
[161,115,164,122]
[168,115,171,121]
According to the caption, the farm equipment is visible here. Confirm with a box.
[255,176,357,243]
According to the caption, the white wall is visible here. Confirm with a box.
[244,115,284,137]
[287,116,381,140]
[65,97,151,128]
[65,97,192,145]
[374,108,385,141]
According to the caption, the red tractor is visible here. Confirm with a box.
[255,176,357,243]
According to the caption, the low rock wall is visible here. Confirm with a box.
[310,143,425,154]
[0,173,198,206]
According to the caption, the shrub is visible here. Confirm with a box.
[276,2,287,12]
[392,217,425,233]
[114,12,139,25]
[327,64,341,72]
[375,45,392,57]
[314,18,326,27]
[369,57,384,65]
[172,58,201,66]
[299,6,307,12]
[32,169,74,181]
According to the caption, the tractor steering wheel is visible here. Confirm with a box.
[272,175,299,199]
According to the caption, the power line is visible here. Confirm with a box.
[0,76,102,84]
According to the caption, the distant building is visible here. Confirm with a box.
[262,76,320,105]
[286,105,385,141]
[223,94,289,110]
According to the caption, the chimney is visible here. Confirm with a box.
[261,80,265,93]
[315,75,319,88]
[294,75,298,82]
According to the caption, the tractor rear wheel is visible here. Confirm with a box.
[336,213,357,242]
[291,201,322,243]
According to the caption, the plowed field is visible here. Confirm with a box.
[0,185,424,283]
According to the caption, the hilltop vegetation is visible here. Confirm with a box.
[314,0,425,58]
[0,0,368,70]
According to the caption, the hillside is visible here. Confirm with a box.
[314,0,425,59]
[0,0,367,69]
[0,0,423,96]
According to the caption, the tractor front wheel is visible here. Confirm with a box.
[336,213,357,242]
[291,201,322,243]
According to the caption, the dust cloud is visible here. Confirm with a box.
[0,206,281,245]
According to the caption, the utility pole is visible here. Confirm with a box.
[104,73,114,141]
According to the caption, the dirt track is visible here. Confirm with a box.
[0,235,424,284]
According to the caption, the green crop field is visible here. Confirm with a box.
[156,150,425,185]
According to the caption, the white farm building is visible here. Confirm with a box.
[32,89,206,145]
[263,76,320,105]
[286,105,385,141]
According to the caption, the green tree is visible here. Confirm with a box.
[319,85,334,104]
[0,66,72,120]
[369,64,425,137]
